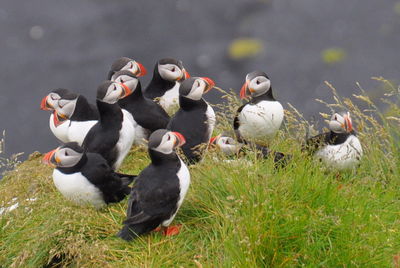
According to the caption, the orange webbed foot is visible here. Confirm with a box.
[162,224,182,236]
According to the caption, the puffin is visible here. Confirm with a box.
[233,71,284,144]
[117,129,190,241]
[143,58,190,113]
[210,134,290,168]
[111,70,170,144]
[82,81,135,170]
[42,142,136,209]
[40,88,75,143]
[167,77,216,164]
[107,57,147,80]
[305,111,363,170]
[52,92,99,146]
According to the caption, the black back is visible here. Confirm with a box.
[118,149,181,240]
[167,96,210,164]
[70,95,99,121]
[81,100,123,168]
[56,152,135,204]
[304,130,354,154]
[118,81,170,132]
[143,63,176,100]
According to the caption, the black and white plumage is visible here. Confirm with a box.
[107,57,147,80]
[111,70,170,144]
[167,77,216,164]
[42,142,136,209]
[305,111,363,170]
[143,58,190,113]
[233,71,284,144]
[117,129,190,241]
[82,81,135,170]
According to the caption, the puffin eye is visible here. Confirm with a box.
[65,151,68,156]
[120,78,124,83]
[171,66,176,72]
[334,115,337,120]
[113,85,117,91]
[256,80,260,85]
[167,135,171,141]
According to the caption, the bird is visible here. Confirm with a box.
[107,57,147,80]
[233,71,284,144]
[143,58,190,113]
[209,134,243,155]
[82,81,135,170]
[40,88,74,143]
[167,77,216,164]
[42,142,136,209]
[117,129,190,241]
[304,111,363,170]
[51,92,99,146]
[111,70,170,144]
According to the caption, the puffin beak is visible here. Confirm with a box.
[183,69,190,79]
[201,77,215,93]
[40,96,52,110]
[42,148,59,166]
[344,114,353,132]
[53,111,67,127]
[172,132,186,147]
[239,80,250,99]
[134,61,147,77]
[209,134,221,145]
[120,83,133,98]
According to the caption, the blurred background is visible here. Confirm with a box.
[1,0,399,162]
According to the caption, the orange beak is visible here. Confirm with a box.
[209,134,221,145]
[134,61,147,77]
[53,111,67,127]
[172,132,186,147]
[344,114,353,132]
[42,148,59,166]
[201,77,215,93]
[120,83,133,98]
[183,69,190,79]
[40,96,52,110]
[240,80,250,99]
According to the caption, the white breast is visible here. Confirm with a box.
[159,82,180,114]
[52,169,106,209]
[162,158,191,227]
[49,114,70,143]
[67,120,98,146]
[206,104,216,141]
[113,110,135,170]
[315,135,363,170]
[122,109,149,146]
[238,100,284,141]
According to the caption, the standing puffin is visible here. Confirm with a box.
[167,77,216,164]
[143,58,190,113]
[52,92,99,146]
[41,88,73,143]
[111,70,170,144]
[117,129,190,241]
[233,71,284,144]
[42,142,136,209]
[305,111,363,170]
[82,81,135,170]
[107,57,147,80]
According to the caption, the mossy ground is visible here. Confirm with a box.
[1,80,400,267]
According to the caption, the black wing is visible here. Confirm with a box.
[233,104,246,143]
[303,132,330,154]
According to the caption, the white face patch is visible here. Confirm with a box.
[57,98,78,118]
[248,76,271,97]
[186,78,206,100]
[47,93,62,109]
[55,147,83,167]
[329,113,346,133]
[216,136,242,155]
[158,63,183,81]
[152,132,177,154]
[121,61,139,74]
[102,83,125,104]
[112,74,139,91]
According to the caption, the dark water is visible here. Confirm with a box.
[1,0,399,160]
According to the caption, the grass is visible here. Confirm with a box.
[1,79,400,267]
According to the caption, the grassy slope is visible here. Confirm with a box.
[1,83,400,267]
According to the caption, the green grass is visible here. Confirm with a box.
[1,80,400,267]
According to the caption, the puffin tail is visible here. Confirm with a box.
[117,225,138,241]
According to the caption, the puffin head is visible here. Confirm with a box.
[111,70,140,94]
[42,142,85,168]
[210,134,242,155]
[148,129,186,155]
[240,71,271,99]
[97,81,132,104]
[328,111,353,133]
[157,58,190,82]
[50,92,79,127]
[109,57,147,77]
[40,88,73,111]
[179,77,215,101]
